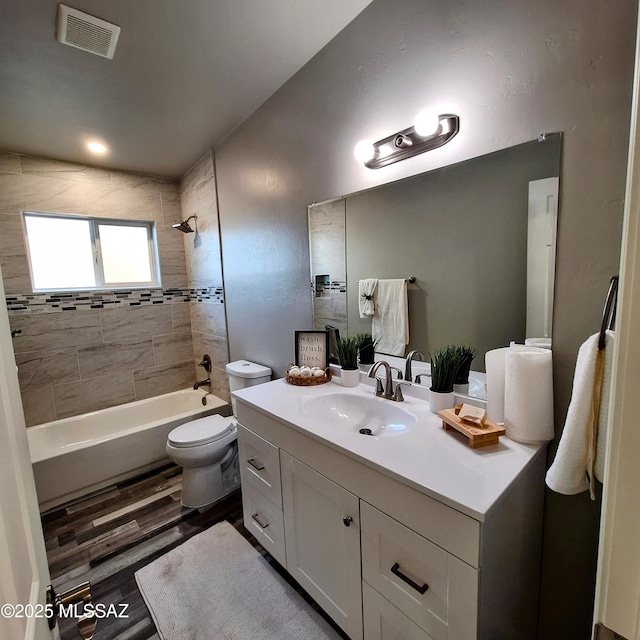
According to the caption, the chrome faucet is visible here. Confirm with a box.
[367,361,409,402]
[193,378,211,390]
[404,350,425,383]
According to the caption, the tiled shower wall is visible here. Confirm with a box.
[0,150,199,425]
[179,151,230,403]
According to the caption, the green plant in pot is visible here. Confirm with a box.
[354,333,377,366]
[336,335,361,387]
[429,345,461,413]
[453,344,478,387]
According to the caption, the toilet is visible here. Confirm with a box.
[166,359,271,508]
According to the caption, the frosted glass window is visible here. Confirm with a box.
[24,215,96,290]
[98,224,152,284]
[23,212,159,291]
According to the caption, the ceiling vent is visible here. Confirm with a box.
[56,5,121,59]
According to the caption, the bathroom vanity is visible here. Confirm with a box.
[234,378,546,640]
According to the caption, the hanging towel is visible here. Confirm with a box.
[358,278,378,318]
[372,279,408,356]
[594,330,615,482]
[503,348,554,444]
[545,333,605,500]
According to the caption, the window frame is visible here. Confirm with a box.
[22,211,161,293]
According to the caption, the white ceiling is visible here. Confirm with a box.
[0,0,374,177]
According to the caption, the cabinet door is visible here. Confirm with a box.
[363,582,436,640]
[281,452,362,640]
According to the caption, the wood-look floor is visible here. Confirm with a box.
[41,464,347,640]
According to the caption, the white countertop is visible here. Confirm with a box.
[233,376,545,522]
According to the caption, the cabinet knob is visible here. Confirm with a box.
[343,516,353,527]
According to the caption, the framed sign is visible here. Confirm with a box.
[295,331,329,369]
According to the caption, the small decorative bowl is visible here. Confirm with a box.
[285,363,332,386]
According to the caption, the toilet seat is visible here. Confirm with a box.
[168,415,234,448]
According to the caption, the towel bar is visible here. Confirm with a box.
[598,276,619,350]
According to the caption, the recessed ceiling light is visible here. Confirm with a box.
[87,142,107,154]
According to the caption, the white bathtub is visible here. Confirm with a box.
[27,389,230,512]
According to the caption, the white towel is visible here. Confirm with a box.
[594,330,615,482]
[358,278,378,318]
[503,349,554,444]
[545,333,605,499]
[372,279,408,356]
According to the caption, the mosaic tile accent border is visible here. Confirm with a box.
[6,287,224,315]
[313,279,346,297]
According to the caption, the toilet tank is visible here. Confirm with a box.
[226,360,272,415]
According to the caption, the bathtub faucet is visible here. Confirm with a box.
[193,378,211,390]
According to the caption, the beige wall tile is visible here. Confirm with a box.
[161,192,182,225]
[22,387,57,427]
[0,151,21,174]
[189,301,227,338]
[180,151,213,193]
[208,366,231,404]
[19,155,112,184]
[0,213,31,294]
[192,331,229,369]
[179,185,198,219]
[110,170,179,193]
[156,226,188,289]
[0,173,88,214]
[195,175,218,219]
[15,347,80,391]
[133,361,195,400]
[1,256,32,294]
[171,303,191,333]
[77,338,154,379]
[100,305,173,342]
[152,332,193,366]
[52,372,136,419]
[85,185,161,220]
[10,311,102,352]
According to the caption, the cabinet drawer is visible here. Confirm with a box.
[363,582,436,640]
[241,482,286,566]
[237,424,282,508]
[361,502,478,640]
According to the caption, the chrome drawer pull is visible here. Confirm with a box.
[247,458,265,471]
[391,562,429,595]
[251,512,269,529]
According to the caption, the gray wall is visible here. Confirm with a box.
[213,0,636,636]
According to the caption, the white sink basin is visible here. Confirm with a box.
[304,392,417,437]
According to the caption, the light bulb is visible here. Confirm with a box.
[414,111,440,137]
[87,142,107,154]
[353,140,376,163]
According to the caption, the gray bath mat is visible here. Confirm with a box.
[135,520,341,639]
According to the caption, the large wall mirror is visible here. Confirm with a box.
[308,133,562,371]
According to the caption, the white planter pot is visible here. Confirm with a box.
[340,368,360,388]
[429,389,455,414]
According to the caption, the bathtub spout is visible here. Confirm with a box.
[193,378,211,390]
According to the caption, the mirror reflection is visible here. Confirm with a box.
[309,133,561,371]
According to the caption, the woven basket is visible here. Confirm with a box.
[285,364,332,386]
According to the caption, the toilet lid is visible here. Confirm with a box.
[168,415,234,448]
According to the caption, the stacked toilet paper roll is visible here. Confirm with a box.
[485,345,554,444]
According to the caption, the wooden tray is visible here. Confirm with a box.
[438,408,505,448]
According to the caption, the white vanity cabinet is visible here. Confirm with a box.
[281,452,363,640]
[235,390,546,640]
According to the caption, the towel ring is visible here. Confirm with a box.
[598,276,619,350]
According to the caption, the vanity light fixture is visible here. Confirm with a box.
[354,112,460,169]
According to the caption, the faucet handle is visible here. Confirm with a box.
[389,366,403,380]
[393,381,412,402]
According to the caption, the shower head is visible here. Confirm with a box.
[172,214,197,233]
